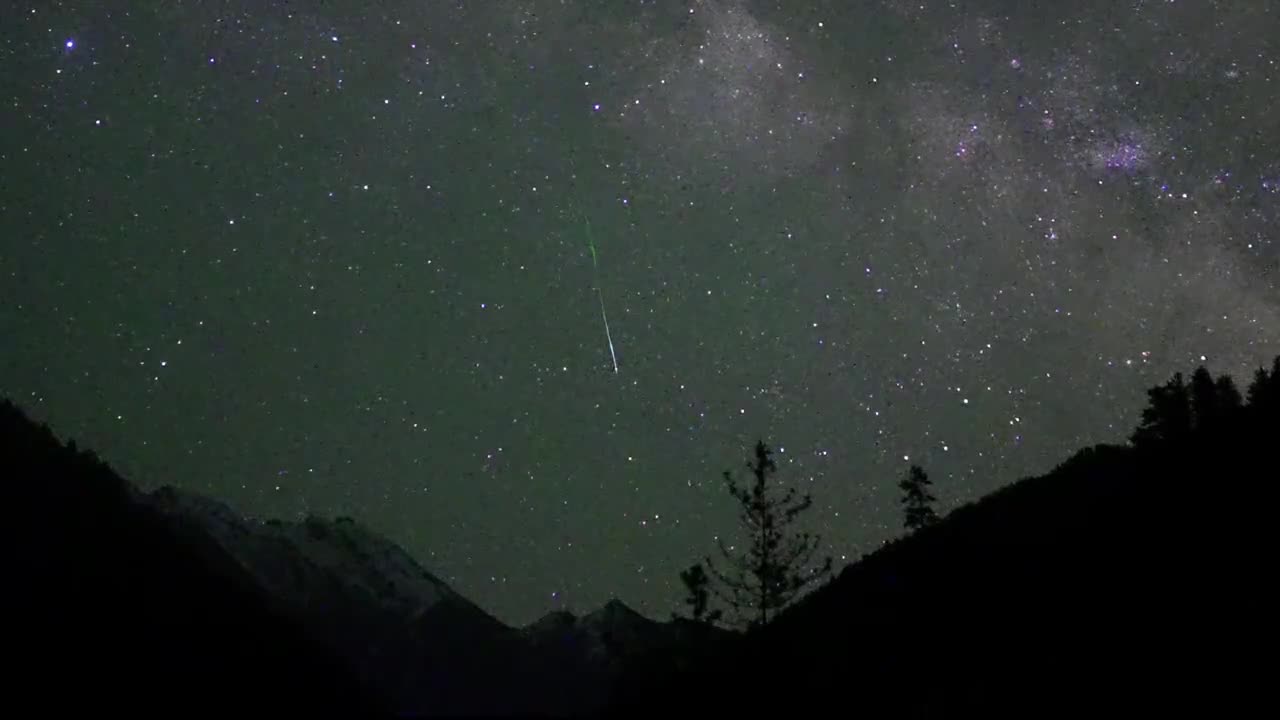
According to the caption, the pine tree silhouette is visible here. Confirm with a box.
[1190,366,1224,430]
[1245,356,1280,412]
[674,563,723,625]
[1130,371,1192,448]
[704,439,832,630]
[1246,365,1271,407]
[898,464,939,532]
[1214,374,1243,414]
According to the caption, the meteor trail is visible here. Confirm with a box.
[584,218,619,374]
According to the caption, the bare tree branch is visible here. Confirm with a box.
[696,439,833,629]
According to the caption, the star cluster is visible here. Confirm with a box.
[2,0,1276,625]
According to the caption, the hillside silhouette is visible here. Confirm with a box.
[4,356,1277,716]
[611,358,1279,717]
[1,399,720,716]
[1,399,385,715]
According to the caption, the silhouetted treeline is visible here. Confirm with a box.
[612,356,1280,718]
[0,400,386,716]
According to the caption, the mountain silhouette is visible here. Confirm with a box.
[6,356,1276,717]
[144,485,533,715]
[1,399,384,716]
[2,399,705,716]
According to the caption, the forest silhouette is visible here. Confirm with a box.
[4,354,1278,716]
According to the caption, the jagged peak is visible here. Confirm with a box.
[524,609,578,634]
[584,598,648,628]
[145,485,455,614]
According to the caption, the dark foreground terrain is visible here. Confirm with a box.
[612,364,1278,717]
[4,359,1277,716]
[2,400,383,715]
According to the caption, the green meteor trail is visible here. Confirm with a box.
[584,218,618,374]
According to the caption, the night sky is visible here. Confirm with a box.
[3,0,1277,626]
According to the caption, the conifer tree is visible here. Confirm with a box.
[1189,366,1226,430]
[1246,356,1280,412]
[1214,374,1243,414]
[1130,371,1192,447]
[704,440,832,630]
[1246,365,1271,408]
[898,464,939,532]
[675,563,722,625]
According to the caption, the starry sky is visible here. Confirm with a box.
[3,0,1278,626]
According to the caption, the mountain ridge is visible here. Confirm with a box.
[11,355,1276,716]
[145,483,649,631]
[141,483,683,715]
[1,399,386,716]
[3,399,704,717]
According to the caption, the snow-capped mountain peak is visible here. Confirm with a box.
[145,486,453,617]
[276,515,454,613]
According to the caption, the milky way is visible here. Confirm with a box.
[2,0,1277,624]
